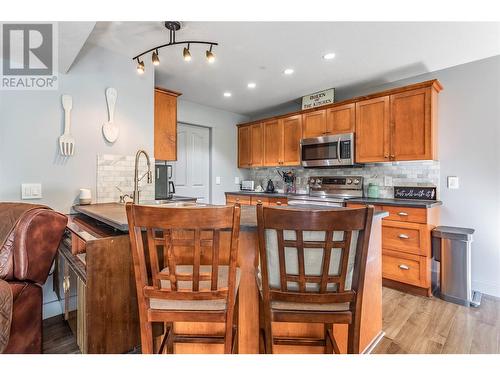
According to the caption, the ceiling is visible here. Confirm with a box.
[85,22,500,116]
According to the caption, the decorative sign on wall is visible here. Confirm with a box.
[394,186,437,200]
[301,88,335,110]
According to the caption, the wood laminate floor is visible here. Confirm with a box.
[42,287,500,354]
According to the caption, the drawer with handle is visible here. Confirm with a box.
[382,249,429,288]
[382,220,430,256]
[269,197,287,206]
[251,196,270,206]
[225,194,251,205]
[382,206,427,224]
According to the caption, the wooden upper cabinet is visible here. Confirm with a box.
[281,114,302,166]
[262,115,302,167]
[250,123,264,167]
[302,109,327,138]
[326,103,355,134]
[263,119,282,166]
[355,96,390,163]
[154,88,181,161]
[390,87,435,161]
[238,126,252,168]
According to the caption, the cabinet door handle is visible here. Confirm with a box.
[399,264,410,270]
[397,212,409,216]
[63,276,70,293]
[398,234,409,239]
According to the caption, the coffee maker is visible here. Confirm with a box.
[155,162,176,200]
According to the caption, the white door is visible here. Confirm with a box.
[172,123,210,203]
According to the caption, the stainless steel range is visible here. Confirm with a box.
[288,176,363,207]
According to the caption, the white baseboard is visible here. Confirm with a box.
[43,300,62,319]
[472,279,500,298]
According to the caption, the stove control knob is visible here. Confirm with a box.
[353,179,360,185]
[316,179,322,184]
[346,178,352,184]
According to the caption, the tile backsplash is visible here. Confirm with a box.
[97,154,155,203]
[248,161,440,199]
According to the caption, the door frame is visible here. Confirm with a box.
[176,121,213,203]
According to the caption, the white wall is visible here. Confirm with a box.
[0,44,155,317]
[249,56,500,297]
[176,99,250,204]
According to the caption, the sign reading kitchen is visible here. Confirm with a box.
[302,88,335,110]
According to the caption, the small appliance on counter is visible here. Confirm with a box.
[155,162,175,200]
[79,188,92,205]
[241,180,255,191]
[265,179,275,193]
[277,170,296,193]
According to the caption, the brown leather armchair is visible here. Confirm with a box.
[0,204,67,353]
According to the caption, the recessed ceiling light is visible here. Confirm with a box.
[247,82,256,89]
[283,68,294,75]
[223,92,232,97]
[323,53,336,60]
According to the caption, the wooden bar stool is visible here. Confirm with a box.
[126,203,241,354]
[256,204,374,354]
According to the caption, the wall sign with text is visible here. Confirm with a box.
[394,186,437,200]
[302,88,335,110]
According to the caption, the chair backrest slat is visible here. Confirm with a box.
[295,230,306,293]
[319,230,334,293]
[338,231,352,293]
[163,229,178,291]
[192,229,201,291]
[211,230,220,291]
[146,228,161,288]
[276,229,288,292]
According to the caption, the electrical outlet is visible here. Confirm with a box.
[21,183,42,199]
[234,177,240,185]
[384,176,393,186]
[215,176,221,185]
[447,176,459,189]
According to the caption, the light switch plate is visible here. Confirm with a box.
[21,183,42,199]
[447,176,459,189]
[234,177,240,185]
[215,176,221,185]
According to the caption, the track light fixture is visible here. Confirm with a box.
[136,59,145,74]
[206,45,215,63]
[152,49,160,66]
[183,43,192,62]
[132,21,218,73]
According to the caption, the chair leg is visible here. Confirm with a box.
[324,324,333,354]
[166,322,174,354]
[347,316,360,354]
[140,321,154,354]
[263,316,273,354]
[224,322,234,354]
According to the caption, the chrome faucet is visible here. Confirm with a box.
[133,149,152,204]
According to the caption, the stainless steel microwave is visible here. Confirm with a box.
[300,133,356,167]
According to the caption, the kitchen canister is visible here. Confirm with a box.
[367,183,379,198]
[79,188,92,205]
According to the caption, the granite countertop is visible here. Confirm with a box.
[226,191,308,198]
[346,197,442,208]
[74,202,387,232]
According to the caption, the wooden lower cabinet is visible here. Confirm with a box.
[347,202,439,296]
[55,215,139,353]
[225,193,288,206]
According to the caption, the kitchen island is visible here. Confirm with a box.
[71,202,387,354]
